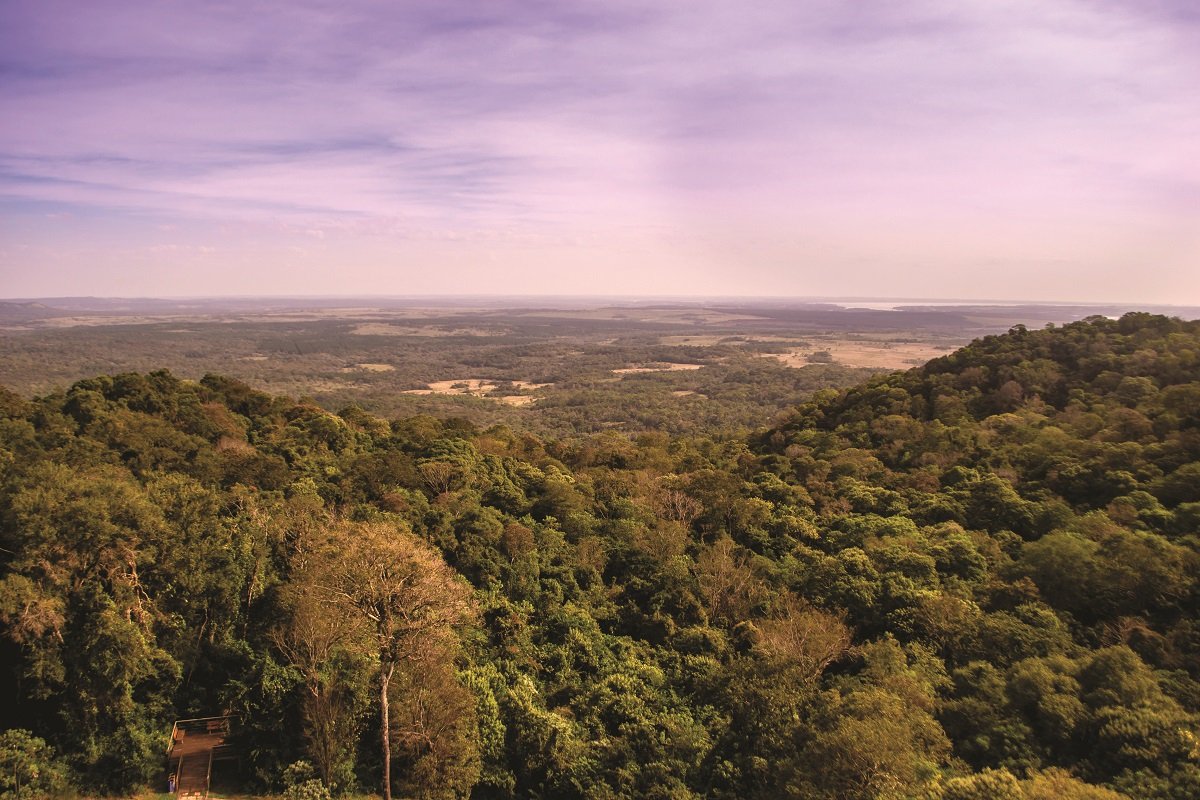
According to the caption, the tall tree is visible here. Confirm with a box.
[322,521,475,800]
[272,579,368,790]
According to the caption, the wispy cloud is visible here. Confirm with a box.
[1,0,1197,299]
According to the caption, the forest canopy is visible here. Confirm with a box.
[1,313,1198,799]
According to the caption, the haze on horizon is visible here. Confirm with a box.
[1,1,1198,303]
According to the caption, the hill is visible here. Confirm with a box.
[1,313,1197,799]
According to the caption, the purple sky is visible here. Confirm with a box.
[1,0,1198,301]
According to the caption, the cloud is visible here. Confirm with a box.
[0,0,1197,299]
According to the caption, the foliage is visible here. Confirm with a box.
[0,729,72,799]
[1,313,1198,798]
[282,760,333,800]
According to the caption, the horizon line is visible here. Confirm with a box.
[4,293,1199,309]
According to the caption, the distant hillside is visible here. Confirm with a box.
[0,300,63,323]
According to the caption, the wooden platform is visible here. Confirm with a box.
[168,717,235,799]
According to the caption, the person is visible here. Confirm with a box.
[168,773,176,793]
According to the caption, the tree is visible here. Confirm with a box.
[694,536,762,623]
[322,521,476,800]
[0,464,181,791]
[272,580,369,791]
[0,729,71,799]
[754,593,852,682]
[942,768,1023,800]
[388,641,482,800]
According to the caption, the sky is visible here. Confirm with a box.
[1,0,1198,302]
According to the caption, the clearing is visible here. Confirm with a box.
[613,363,704,374]
[767,341,955,370]
[402,378,550,406]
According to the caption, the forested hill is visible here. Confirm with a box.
[1,313,1198,799]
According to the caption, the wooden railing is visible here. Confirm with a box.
[167,715,237,798]
[167,715,236,753]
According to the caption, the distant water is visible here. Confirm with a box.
[838,301,1029,311]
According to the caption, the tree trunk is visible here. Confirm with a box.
[380,660,394,800]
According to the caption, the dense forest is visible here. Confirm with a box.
[1,313,1198,799]
[0,302,919,438]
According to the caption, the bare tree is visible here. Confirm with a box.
[755,594,852,681]
[694,536,764,622]
[418,460,461,497]
[654,486,703,527]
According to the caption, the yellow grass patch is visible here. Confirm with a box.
[767,341,956,370]
[613,363,704,374]
[498,395,538,406]
[401,378,550,405]
[426,379,495,394]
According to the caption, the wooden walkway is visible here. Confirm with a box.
[168,717,235,799]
